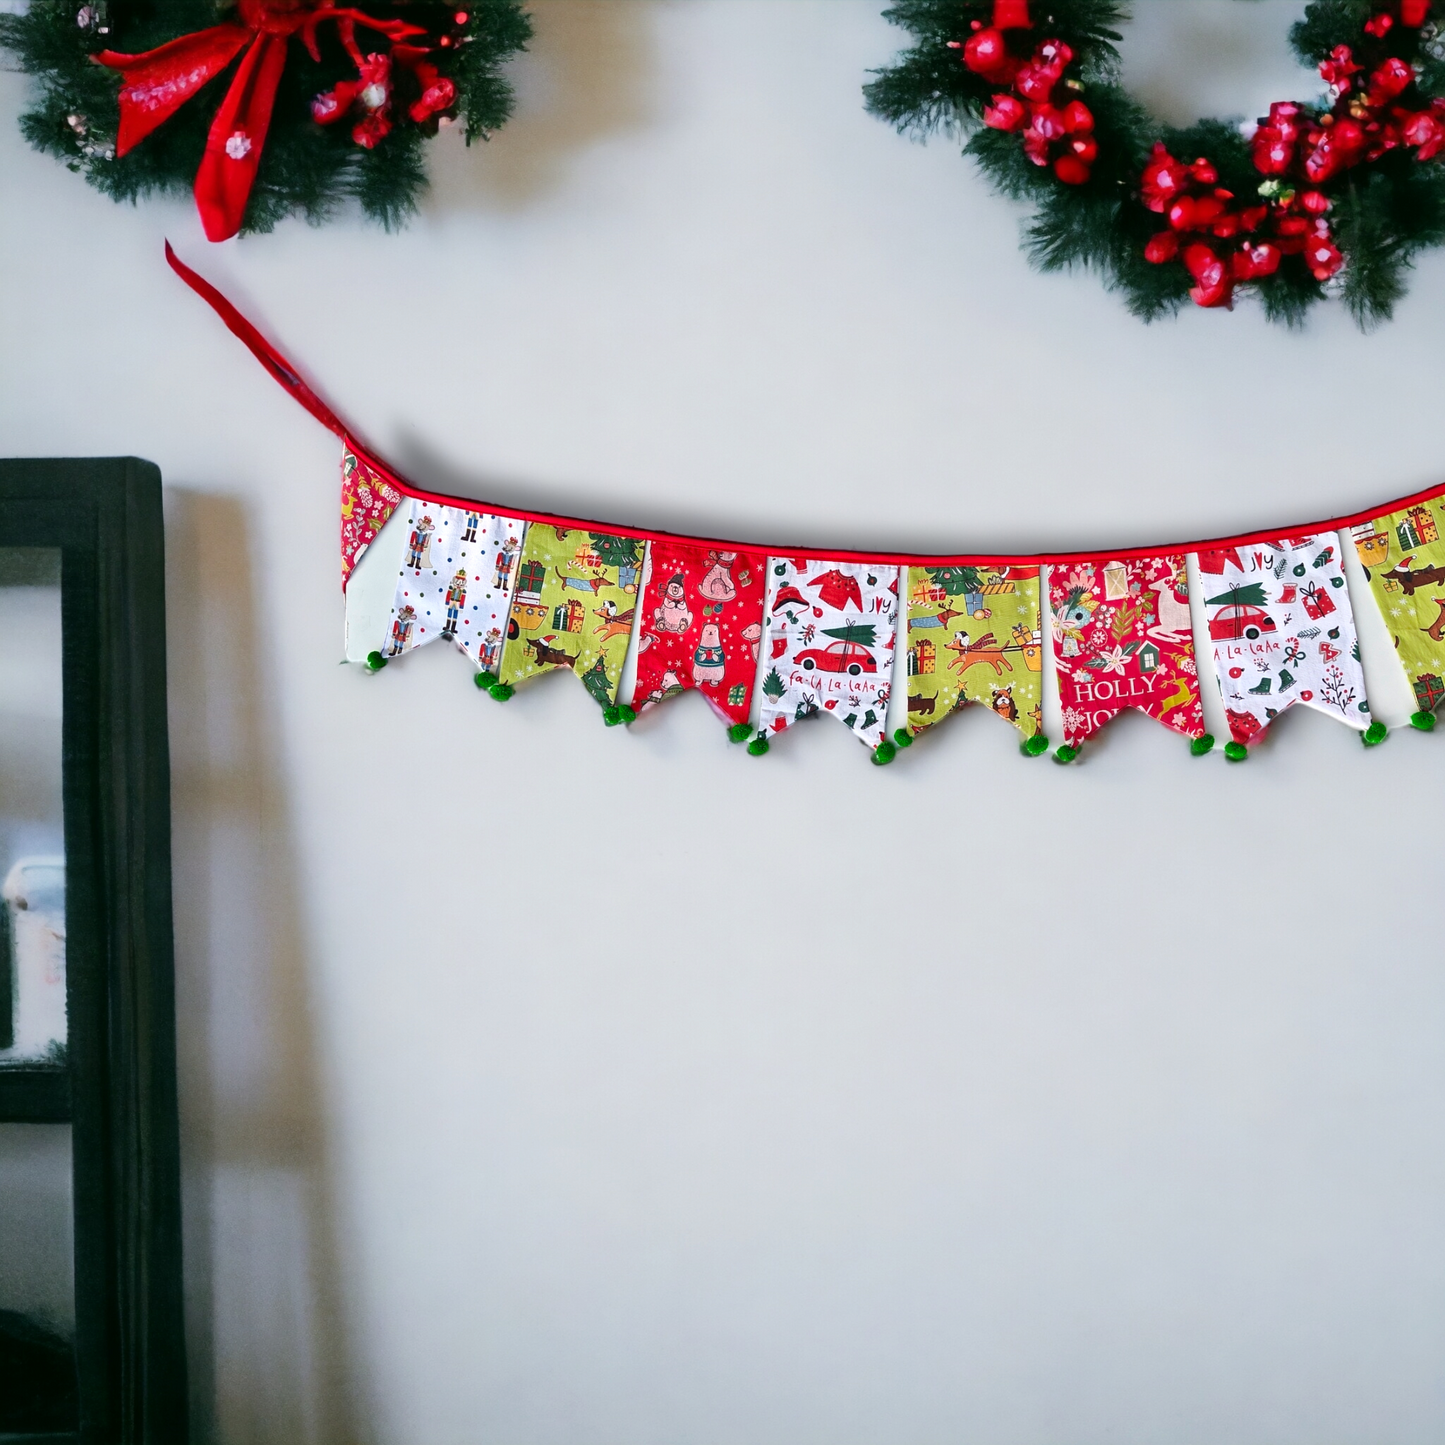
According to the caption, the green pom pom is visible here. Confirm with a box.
[1021,732,1049,757]
[602,704,636,727]
[1190,733,1215,757]
[474,670,498,690]
[1224,740,1248,761]
[1410,709,1437,732]
[1053,743,1079,764]
[1362,719,1388,747]
[747,733,770,757]
[893,728,914,748]
[872,740,897,766]
[728,722,753,743]
[488,682,514,702]
[365,651,387,673]
[618,705,636,725]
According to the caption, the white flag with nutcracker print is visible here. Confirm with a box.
[383,498,526,675]
[757,557,900,749]
[1197,532,1372,748]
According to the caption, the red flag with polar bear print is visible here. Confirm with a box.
[1049,555,1204,746]
[632,541,768,728]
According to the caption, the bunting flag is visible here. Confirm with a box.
[164,246,1445,763]
[341,445,403,586]
[1351,496,1445,721]
[383,498,526,673]
[633,541,768,731]
[758,558,900,750]
[1050,555,1204,749]
[904,563,1044,740]
[496,524,643,707]
[1199,533,1371,747]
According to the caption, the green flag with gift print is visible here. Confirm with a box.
[498,526,642,705]
[1351,498,1445,718]
[903,564,1044,737]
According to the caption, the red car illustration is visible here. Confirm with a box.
[793,640,877,675]
[1209,604,1277,641]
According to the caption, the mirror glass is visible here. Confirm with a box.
[0,548,66,1066]
[0,1122,78,1430]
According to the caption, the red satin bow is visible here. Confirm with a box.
[98,0,426,241]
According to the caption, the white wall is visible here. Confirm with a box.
[5,3,1445,1441]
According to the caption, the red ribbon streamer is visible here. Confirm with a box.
[165,242,1445,569]
[101,0,426,242]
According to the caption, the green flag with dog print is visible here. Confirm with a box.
[498,525,642,705]
[903,565,1044,738]
[1351,497,1445,718]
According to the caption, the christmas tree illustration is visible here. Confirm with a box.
[762,667,786,699]
[820,623,878,647]
[924,565,985,596]
[1204,582,1268,607]
[581,656,613,706]
[588,533,641,569]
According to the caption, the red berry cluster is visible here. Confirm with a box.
[1142,0,1443,307]
[950,22,1097,185]
[311,10,466,149]
[1139,143,1340,307]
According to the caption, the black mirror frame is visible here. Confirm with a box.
[0,459,187,1445]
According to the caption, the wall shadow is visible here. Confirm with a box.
[166,491,363,1445]
[424,0,663,213]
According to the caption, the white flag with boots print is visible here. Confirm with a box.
[383,499,526,675]
[757,557,899,749]
[1197,532,1372,749]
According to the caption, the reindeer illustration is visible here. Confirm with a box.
[1157,676,1194,718]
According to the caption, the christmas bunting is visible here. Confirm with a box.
[1050,556,1204,749]
[1199,534,1371,748]
[165,248,1445,766]
[904,563,1044,739]
[633,541,768,731]
[383,499,525,674]
[1352,496,1445,721]
[758,558,900,750]
[341,445,403,587]
[497,525,642,707]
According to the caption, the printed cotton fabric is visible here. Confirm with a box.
[1352,497,1445,716]
[1050,555,1203,745]
[341,445,403,588]
[633,542,767,727]
[904,564,1044,738]
[497,525,642,706]
[383,499,526,672]
[758,557,900,749]
[1199,534,1370,744]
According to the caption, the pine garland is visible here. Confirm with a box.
[0,0,530,236]
[865,0,1445,326]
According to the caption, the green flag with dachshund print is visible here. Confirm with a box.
[903,565,1044,739]
[1352,496,1445,718]
[498,525,642,705]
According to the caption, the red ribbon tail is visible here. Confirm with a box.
[164,240,351,440]
[994,0,1031,28]
[98,24,251,156]
[193,31,288,242]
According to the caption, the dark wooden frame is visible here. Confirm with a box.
[0,460,187,1445]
